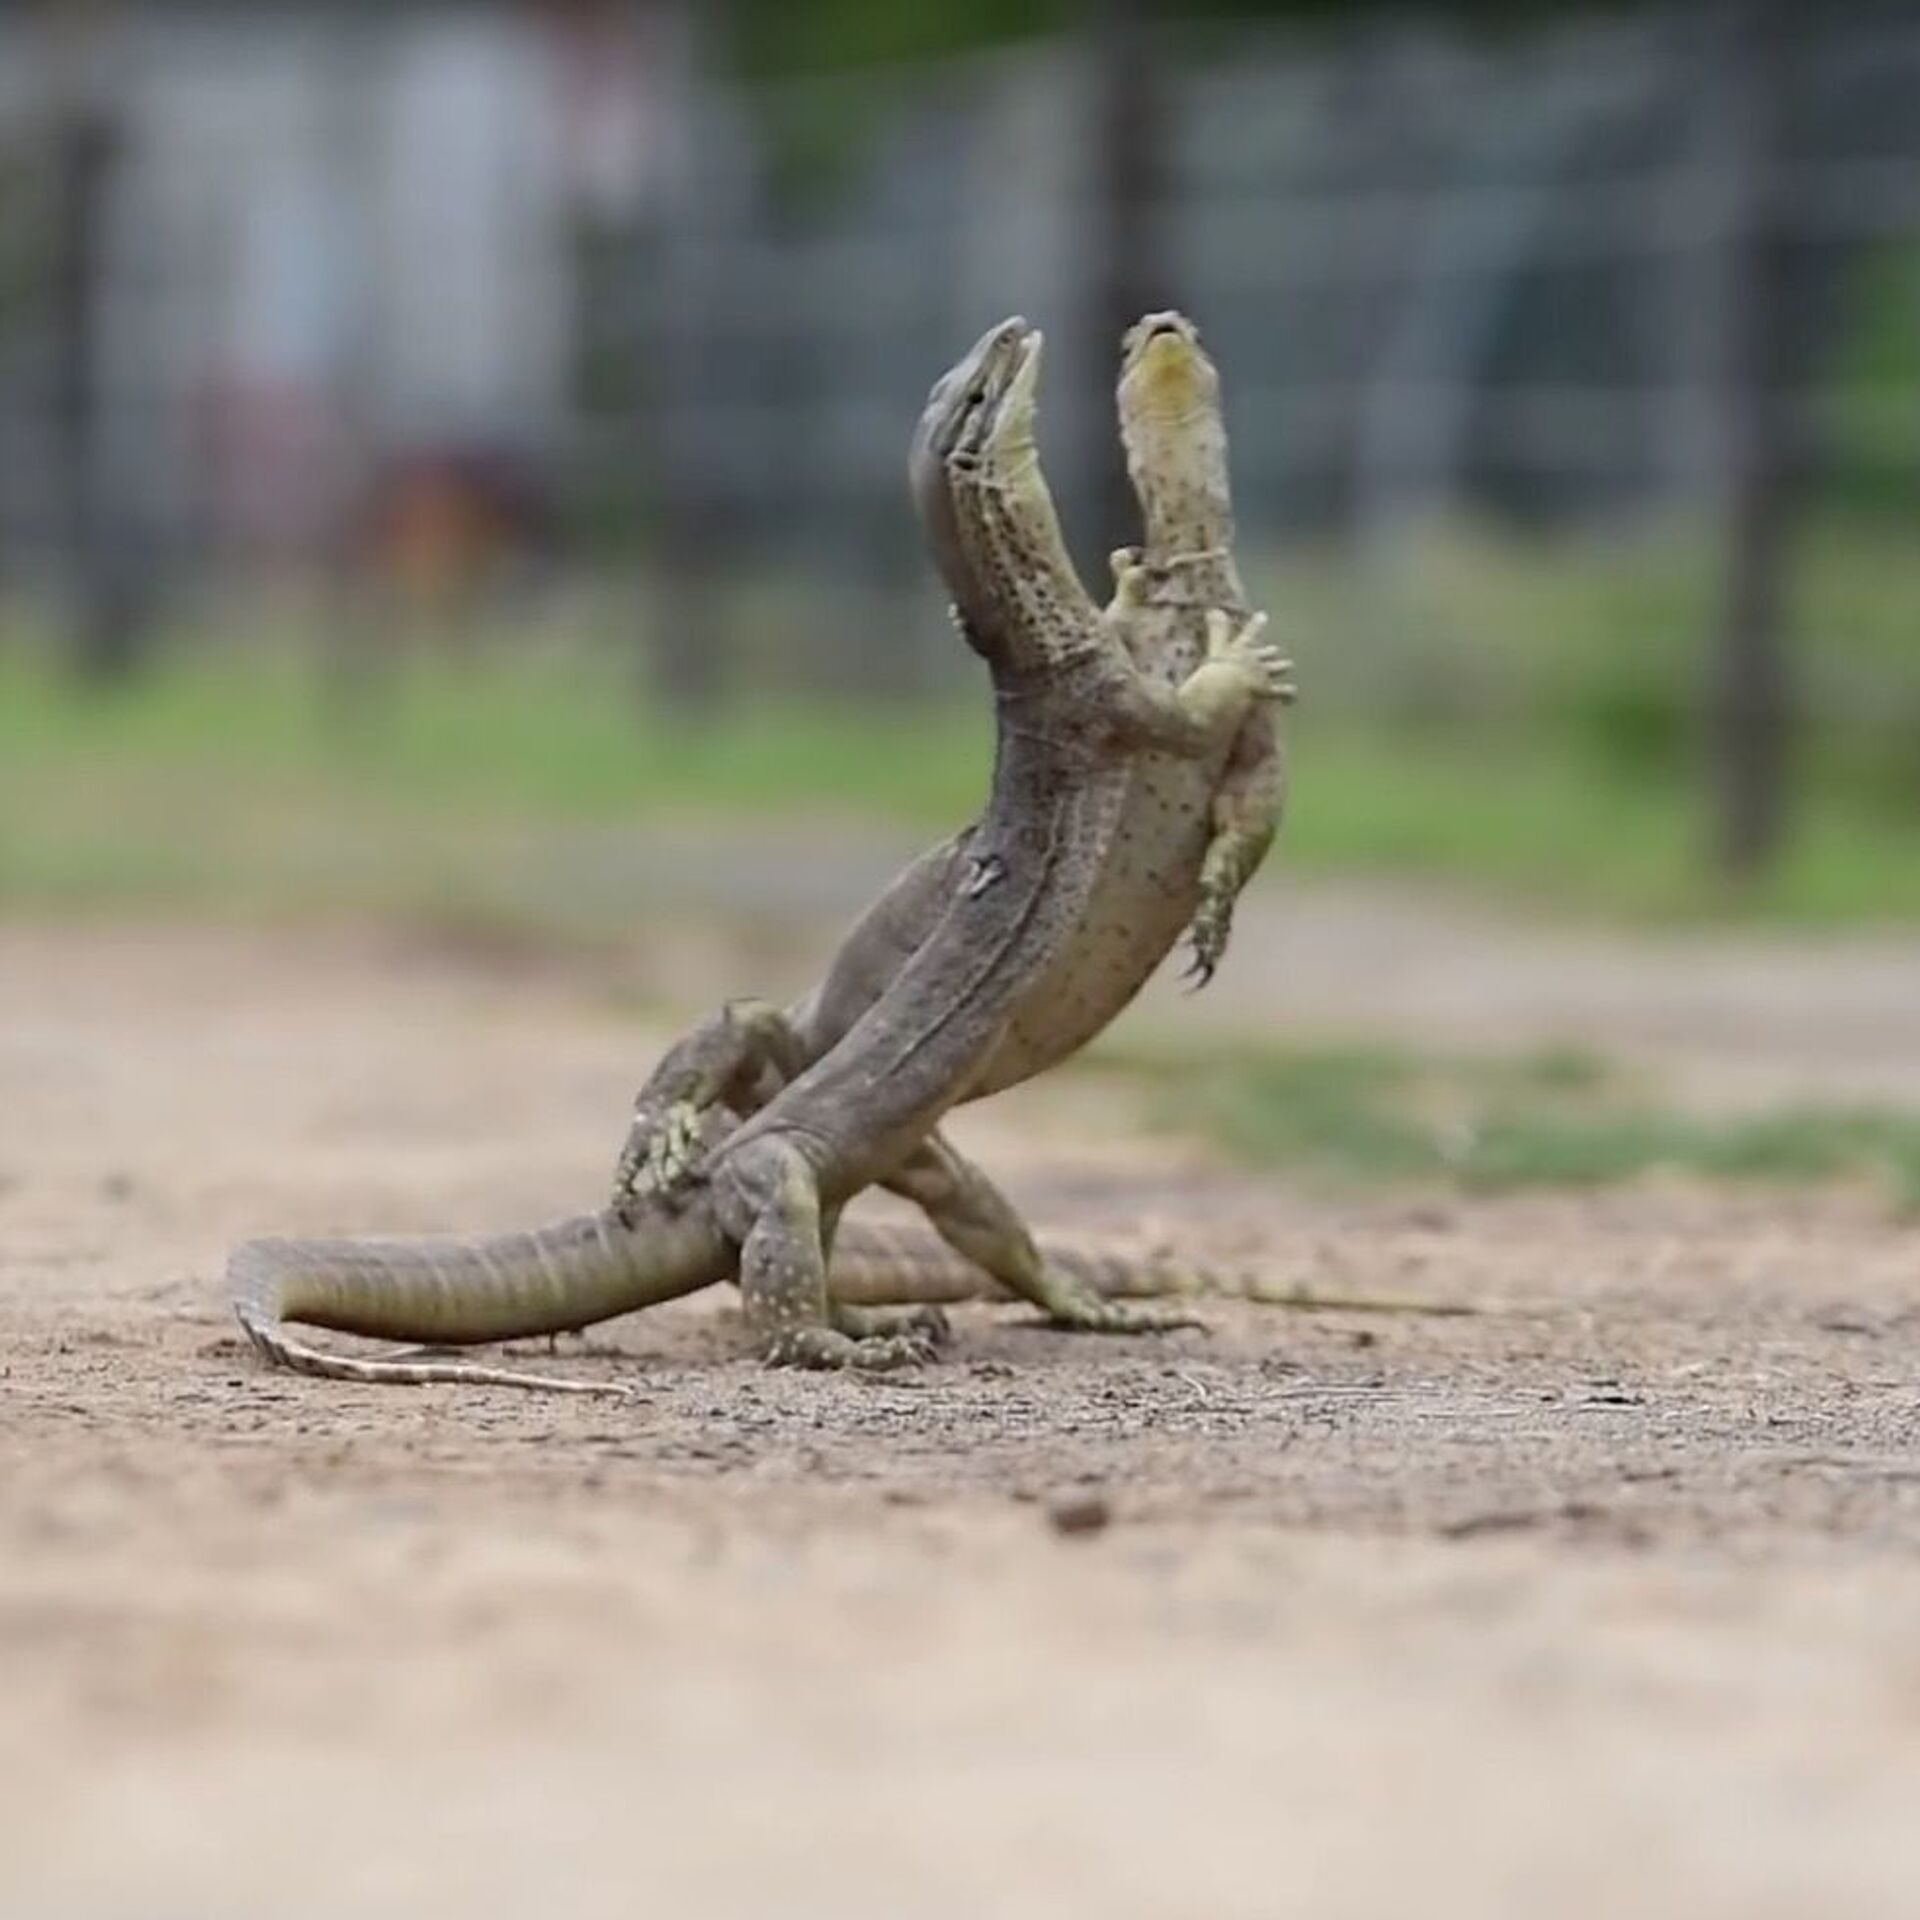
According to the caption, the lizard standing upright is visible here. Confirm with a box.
[610,311,1287,1327]
[232,316,1289,1382]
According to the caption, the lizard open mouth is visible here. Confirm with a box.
[918,316,1032,473]
[1119,310,1215,423]
[1122,310,1198,366]
[950,323,1041,472]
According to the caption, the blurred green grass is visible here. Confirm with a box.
[1095,1039,1920,1212]
[3,521,1917,924]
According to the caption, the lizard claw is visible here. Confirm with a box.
[1205,610,1294,703]
[1183,887,1233,989]
[610,1134,647,1210]
[763,1325,941,1372]
[828,1301,951,1355]
[1181,950,1217,993]
[611,1099,708,1208]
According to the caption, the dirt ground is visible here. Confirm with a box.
[5,909,1920,1920]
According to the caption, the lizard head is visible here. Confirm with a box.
[1119,311,1215,419]
[909,316,1043,648]
[950,321,1045,501]
[911,315,1030,491]
[1116,311,1232,555]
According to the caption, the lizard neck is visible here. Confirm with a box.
[960,476,1104,681]
[1145,541,1243,614]
[1126,394,1238,593]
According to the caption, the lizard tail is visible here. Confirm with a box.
[229,1205,729,1395]
[825,1221,1475,1317]
[227,1211,1475,1397]
[235,1315,631,1396]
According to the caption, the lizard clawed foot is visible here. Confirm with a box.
[1180,951,1218,993]
[610,1099,707,1208]
[1182,887,1236,990]
[1033,1276,1204,1336]
[830,1301,952,1349]
[1204,609,1296,704]
[761,1323,944,1372]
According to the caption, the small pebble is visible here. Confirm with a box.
[1048,1494,1111,1537]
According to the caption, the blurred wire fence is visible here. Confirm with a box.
[0,3,1915,860]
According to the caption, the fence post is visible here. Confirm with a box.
[50,69,151,685]
[1084,0,1169,561]
[1705,0,1795,876]
[646,0,727,715]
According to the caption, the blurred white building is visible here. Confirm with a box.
[0,5,681,562]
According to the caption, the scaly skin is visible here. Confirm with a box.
[969,309,1283,1077]
[674,319,1280,1369]
[232,1212,1464,1395]
[612,312,1289,1331]
[1126,310,1286,987]
[234,317,1286,1384]
[624,314,1279,1137]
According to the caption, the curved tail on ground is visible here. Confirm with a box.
[230,1209,1472,1395]
[230,1206,726,1394]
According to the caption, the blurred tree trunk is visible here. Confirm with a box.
[1706,0,1795,876]
[52,88,150,686]
[320,21,391,731]
[1084,0,1169,562]
[647,0,727,715]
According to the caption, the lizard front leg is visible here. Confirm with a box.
[1098,606,1292,757]
[611,999,807,1208]
[882,1134,1200,1335]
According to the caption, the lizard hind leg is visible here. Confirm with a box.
[818,1196,952,1350]
[827,1299,953,1349]
[1184,739,1286,988]
[717,1136,943,1372]
[1183,637,1293,987]
[884,1134,1202,1336]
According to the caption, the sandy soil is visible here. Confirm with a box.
[4,917,1920,1920]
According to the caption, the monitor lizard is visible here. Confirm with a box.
[604,312,1286,1337]
[232,315,1291,1386]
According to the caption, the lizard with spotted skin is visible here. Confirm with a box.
[608,312,1285,1331]
[232,316,1291,1386]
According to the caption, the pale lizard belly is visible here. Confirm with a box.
[963,748,1215,1097]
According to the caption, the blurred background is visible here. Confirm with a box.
[0,0,1915,927]
[10,21,1920,1909]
